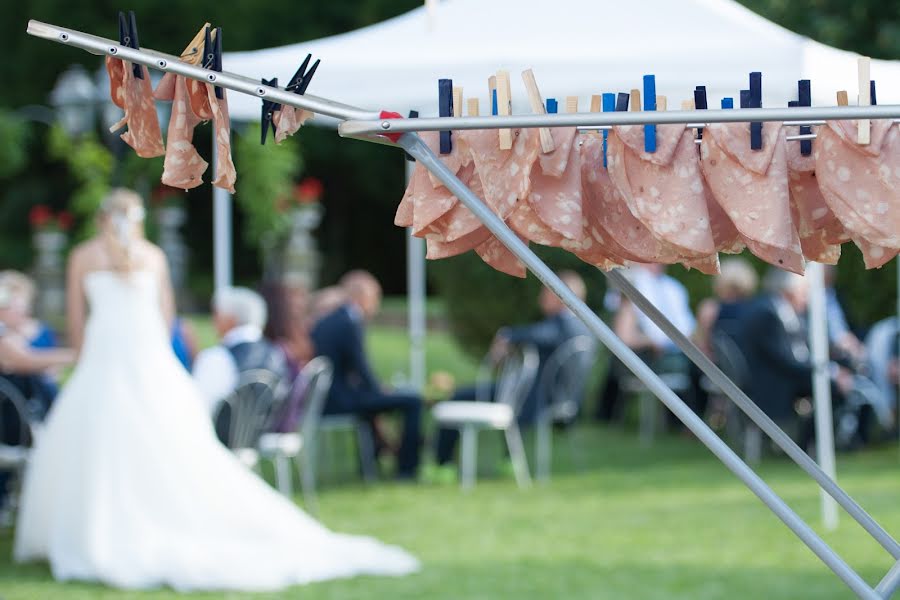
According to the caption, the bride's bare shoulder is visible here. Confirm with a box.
[68,239,104,269]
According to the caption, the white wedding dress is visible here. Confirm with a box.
[14,270,419,591]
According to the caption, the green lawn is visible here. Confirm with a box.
[2,426,900,599]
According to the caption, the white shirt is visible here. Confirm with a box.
[627,267,696,350]
[192,325,263,414]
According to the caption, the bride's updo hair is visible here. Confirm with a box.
[98,188,146,272]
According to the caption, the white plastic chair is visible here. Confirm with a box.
[0,377,35,526]
[432,343,539,489]
[216,369,285,469]
[534,335,597,482]
[258,357,333,513]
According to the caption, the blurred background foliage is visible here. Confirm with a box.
[1,0,898,352]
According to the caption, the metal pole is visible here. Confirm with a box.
[401,132,879,600]
[876,559,900,598]
[807,262,839,530]
[212,133,232,291]
[607,270,900,557]
[340,105,900,136]
[405,160,427,392]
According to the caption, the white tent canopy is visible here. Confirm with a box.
[225,0,900,121]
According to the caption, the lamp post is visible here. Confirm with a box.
[49,64,97,138]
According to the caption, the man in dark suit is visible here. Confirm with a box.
[435,271,592,466]
[739,269,852,447]
[311,271,422,479]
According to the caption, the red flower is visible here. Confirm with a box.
[151,184,181,205]
[29,205,53,229]
[294,177,323,204]
[57,211,73,231]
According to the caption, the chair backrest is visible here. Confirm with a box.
[0,376,32,448]
[297,356,334,443]
[710,331,751,391]
[538,335,597,423]
[493,343,540,417]
[220,369,284,450]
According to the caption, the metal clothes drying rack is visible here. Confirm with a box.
[25,19,900,599]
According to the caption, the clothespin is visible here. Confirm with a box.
[202,26,224,99]
[117,11,143,79]
[488,75,497,115]
[798,79,812,156]
[721,97,734,109]
[438,78,453,154]
[602,92,615,168]
[870,80,878,106]
[546,98,558,114]
[260,77,279,145]
[837,91,849,106]
[521,69,555,153]
[452,87,463,118]
[566,96,579,114]
[693,86,708,138]
[467,98,480,116]
[615,92,630,112]
[590,95,602,113]
[749,72,762,150]
[858,56,871,145]
[630,89,641,112]
[655,96,667,112]
[285,53,321,96]
[495,70,513,150]
[405,110,419,161]
[642,75,656,152]
[739,89,751,109]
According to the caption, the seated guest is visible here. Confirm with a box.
[436,271,592,466]
[171,316,199,371]
[693,258,758,356]
[311,270,422,479]
[0,271,58,350]
[192,287,288,421]
[740,269,853,448]
[865,317,899,416]
[823,265,865,366]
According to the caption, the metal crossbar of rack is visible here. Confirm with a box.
[25,19,900,599]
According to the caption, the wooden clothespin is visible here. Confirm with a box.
[630,89,641,112]
[656,95,667,111]
[521,69,555,153]
[590,95,602,113]
[837,90,849,106]
[602,92,616,168]
[179,23,211,66]
[749,72,762,150]
[438,78,453,154]
[496,70,513,150]
[693,86,708,138]
[798,79,812,156]
[467,98,480,116]
[642,75,657,152]
[565,96,579,114]
[681,99,694,110]
[858,56,871,145]
[452,86,463,118]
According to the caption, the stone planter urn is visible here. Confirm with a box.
[282,204,323,290]
[32,230,68,324]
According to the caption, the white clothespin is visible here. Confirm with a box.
[858,56,871,145]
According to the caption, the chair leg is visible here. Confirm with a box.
[274,454,292,497]
[356,421,378,483]
[298,445,319,516]
[505,424,532,489]
[460,425,478,490]
[535,414,551,483]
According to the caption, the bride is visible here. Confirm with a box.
[13,189,419,591]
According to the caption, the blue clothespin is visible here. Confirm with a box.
[438,78,453,154]
[749,72,762,150]
[615,92,630,112]
[798,79,812,156]
[721,97,734,109]
[643,75,657,153]
[694,86,708,139]
[117,11,143,79]
[546,98,558,114]
[602,93,615,168]
[491,88,499,116]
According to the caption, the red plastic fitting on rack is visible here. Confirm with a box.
[378,110,404,142]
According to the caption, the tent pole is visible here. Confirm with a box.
[807,261,839,530]
[401,132,879,600]
[406,160,427,392]
[212,129,233,292]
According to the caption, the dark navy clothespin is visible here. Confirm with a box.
[721,97,734,109]
[643,75,657,153]
[602,93,615,168]
[615,92,630,112]
[870,80,878,106]
[405,111,419,162]
[438,79,453,154]
[749,72,762,150]
[285,53,320,96]
[260,77,280,145]
[798,79,812,156]
[739,90,750,109]
[693,86,708,139]
[117,11,143,79]
[203,26,224,99]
